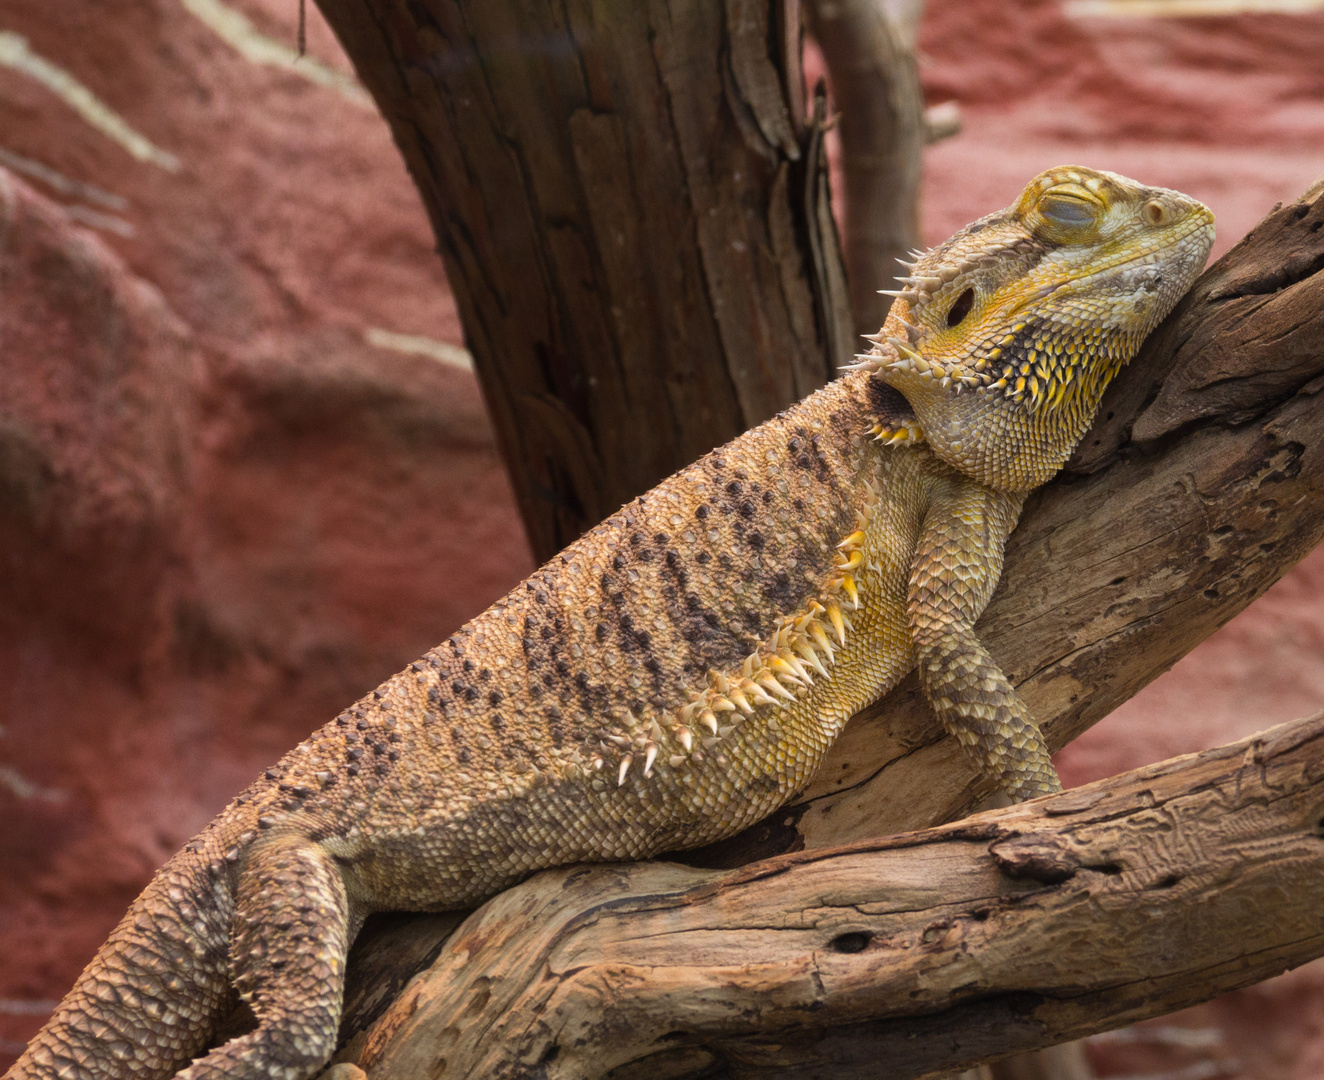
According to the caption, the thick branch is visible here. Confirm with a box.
[345,714,1324,1079]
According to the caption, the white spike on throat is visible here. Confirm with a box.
[866,328,1085,410]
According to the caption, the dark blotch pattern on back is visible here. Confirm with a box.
[393,379,878,765]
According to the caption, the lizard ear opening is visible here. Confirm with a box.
[946,288,975,328]
[1143,199,1171,227]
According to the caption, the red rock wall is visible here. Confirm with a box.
[1,1,1322,1075]
[0,0,532,1060]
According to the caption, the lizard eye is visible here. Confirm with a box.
[946,287,975,328]
[1039,193,1098,228]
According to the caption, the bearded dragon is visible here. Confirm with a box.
[8,167,1215,1080]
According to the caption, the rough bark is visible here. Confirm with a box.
[340,714,1324,1080]
[804,0,926,338]
[315,0,853,562]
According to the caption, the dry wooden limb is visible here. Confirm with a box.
[315,0,852,562]
[804,0,926,338]
[342,714,1324,1080]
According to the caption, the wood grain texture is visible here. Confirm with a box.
[343,713,1324,1079]
[315,0,851,561]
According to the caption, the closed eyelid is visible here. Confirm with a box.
[1040,194,1097,226]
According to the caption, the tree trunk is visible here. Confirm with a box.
[315,0,853,561]
[804,0,926,339]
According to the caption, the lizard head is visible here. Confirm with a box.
[865,166,1215,491]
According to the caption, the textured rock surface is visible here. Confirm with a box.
[1,1,1323,1077]
[0,0,530,1063]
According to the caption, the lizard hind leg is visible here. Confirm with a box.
[177,835,352,1080]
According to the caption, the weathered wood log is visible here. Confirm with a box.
[315,0,853,562]
[343,713,1324,1079]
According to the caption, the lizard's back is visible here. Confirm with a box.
[234,369,941,912]
[16,371,947,1080]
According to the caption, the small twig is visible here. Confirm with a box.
[804,0,925,337]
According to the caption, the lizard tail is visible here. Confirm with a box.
[5,852,235,1080]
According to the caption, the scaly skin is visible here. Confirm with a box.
[8,167,1214,1080]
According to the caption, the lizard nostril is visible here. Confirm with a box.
[946,287,975,328]
[1143,200,1168,227]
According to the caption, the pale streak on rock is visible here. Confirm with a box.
[0,33,181,171]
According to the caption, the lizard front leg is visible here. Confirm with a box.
[908,472,1061,802]
[178,835,354,1080]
